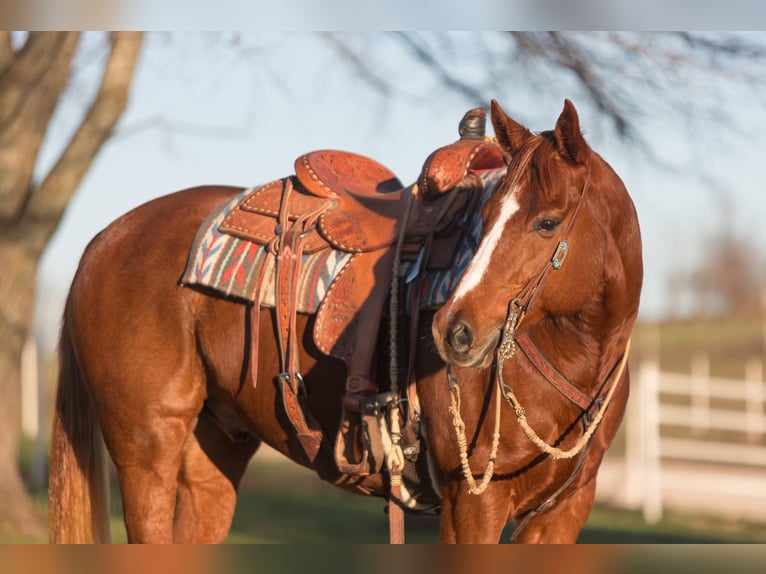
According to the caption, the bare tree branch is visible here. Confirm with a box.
[547,33,634,138]
[391,32,488,107]
[381,32,766,154]
[0,33,77,127]
[0,33,80,225]
[321,33,392,97]
[22,32,144,253]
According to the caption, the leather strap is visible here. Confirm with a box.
[272,179,336,478]
[274,179,330,376]
[515,332,595,412]
[510,437,593,541]
[247,248,272,390]
[275,225,302,381]
[512,157,592,319]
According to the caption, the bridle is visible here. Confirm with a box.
[447,152,631,500]
[503,151,592,325]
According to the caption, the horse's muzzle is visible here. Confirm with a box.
[432,314,500,369]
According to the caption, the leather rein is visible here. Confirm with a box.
[447,155,632,497]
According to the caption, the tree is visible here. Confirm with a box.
[330,32,766,150]
[0,32,142,537]
[667,201,766,318]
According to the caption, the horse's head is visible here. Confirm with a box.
[432,99,642,368]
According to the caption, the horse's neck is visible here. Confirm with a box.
[526,291,629,397]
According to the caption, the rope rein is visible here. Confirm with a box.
[384,186,417,545]
[449,330,631,493]
[448,369,501,495]
[498,338,631,460]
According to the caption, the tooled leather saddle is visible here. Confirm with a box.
[217,109,506,490]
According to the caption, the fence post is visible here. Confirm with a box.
[745,357,764,442]
[21,337,39,439]
[690,353,710,435]
[21,335,46,488]
[623,362,644,509]
[639,358,663,524]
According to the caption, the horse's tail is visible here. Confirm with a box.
[48,304,111,544]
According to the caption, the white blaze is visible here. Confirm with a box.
[452,186,520,303]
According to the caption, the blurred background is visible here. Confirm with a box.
[2,30,766,542]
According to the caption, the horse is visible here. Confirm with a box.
[48,99,642,544]
[426,99,642,542]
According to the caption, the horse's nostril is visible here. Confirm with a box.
[448,321,475,354]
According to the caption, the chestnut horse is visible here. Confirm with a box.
[427,99,642,542]
[49,99,641,543]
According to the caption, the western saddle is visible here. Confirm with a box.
[219,108,506,493]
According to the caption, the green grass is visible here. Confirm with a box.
[226,457,766,544]
[18,454,763,544]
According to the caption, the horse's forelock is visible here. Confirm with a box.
[503,134,566,206]
[502,135,542,198]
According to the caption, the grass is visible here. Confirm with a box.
[15,453,765,544]
[225,456,766,544]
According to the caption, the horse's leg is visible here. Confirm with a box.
[110,408,201,544]
[512,478,597,544]
[439,482,512,543]
[173,412,261,543]
[99,356,207,543]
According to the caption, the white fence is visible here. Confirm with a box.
[621,355,766,524]
[21,337,46,486]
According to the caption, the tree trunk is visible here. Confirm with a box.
[0,239,44,537]
[0,31,143,539]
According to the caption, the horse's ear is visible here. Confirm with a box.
[554,99,590,165]
[490,99,532,156]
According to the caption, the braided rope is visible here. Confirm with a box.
[387,187,417,477]
[448,335,632,493]
[385,187,418,545]
[448,370,502,495]
[499,338,631,460]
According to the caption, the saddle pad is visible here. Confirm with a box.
[407,168,506,310]
[181,190,352,311]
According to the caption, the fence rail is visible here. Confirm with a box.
[623,354,766,524]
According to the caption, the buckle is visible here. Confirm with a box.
[278,371,306,395]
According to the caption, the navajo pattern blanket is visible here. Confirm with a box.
[180,168,506,312]
[180,190,352,309]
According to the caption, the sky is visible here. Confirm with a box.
[14,0,766,30]
[31,31,766,351]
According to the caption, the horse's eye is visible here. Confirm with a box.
[536,217,560,235]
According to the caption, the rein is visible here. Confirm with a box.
[447,155,631,495]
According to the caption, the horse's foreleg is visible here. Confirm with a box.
[439,481,512,543]
[174,412,260,543]
[512,478,597,544]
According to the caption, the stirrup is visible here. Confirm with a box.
[334,389,392,476]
